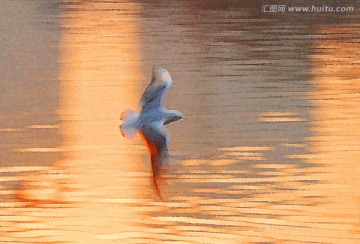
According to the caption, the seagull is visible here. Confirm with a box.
[119,66,183,198]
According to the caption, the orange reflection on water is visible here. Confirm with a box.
[57,1,154,241]
[3,4,360,243]
[308,25,360,239]
[10,1,157,243]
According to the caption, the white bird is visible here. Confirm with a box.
[119,66,183,197]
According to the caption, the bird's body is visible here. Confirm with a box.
[119,66,183,198]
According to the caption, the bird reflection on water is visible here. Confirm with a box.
[120,66,183,198]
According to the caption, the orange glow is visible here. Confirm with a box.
[11,1,156,242]
[308,25,360,238]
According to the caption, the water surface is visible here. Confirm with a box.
[1,1,360,243]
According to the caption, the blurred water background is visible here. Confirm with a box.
[0,1,360,243]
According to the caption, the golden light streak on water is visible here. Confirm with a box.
[55,1,153,242]
[259,112,307,122]
[307,25,360,239]
[4,1,156,243]
[57,0,149,200]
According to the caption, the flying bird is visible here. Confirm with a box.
[120,66,183,198]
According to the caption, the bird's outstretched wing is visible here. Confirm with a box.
[139,122,169,198]
[139,66,172,112]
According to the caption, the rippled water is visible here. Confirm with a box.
[1,1,360,243]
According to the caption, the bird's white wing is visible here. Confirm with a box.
[139,66,172,112]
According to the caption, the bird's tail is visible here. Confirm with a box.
[119,109,139,139]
